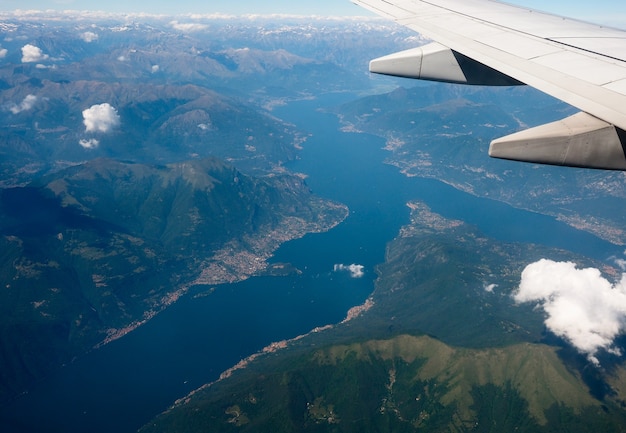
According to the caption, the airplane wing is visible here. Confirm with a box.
[351,0,626,170]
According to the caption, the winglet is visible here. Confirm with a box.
[489,112,626,170]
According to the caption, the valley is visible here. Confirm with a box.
[1,11,626,433]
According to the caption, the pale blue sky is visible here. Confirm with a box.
[0,0,363,15]
[0,0,624,27]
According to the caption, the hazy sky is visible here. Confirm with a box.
[0,0,624,27]
[0,0,363,15]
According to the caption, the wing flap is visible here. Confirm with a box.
[473,32,562,60]
[532,51,626,86]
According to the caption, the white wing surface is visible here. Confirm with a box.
[351,0,626,169]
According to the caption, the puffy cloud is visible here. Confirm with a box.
[9,94,37,114]
[151,64,160,73]
[82,103,120,133]
[0,48,7,59]
[334,263,365,278]
[21,44,49,63]
[79,138,100,149]
[80,31,99,43]
[513,259,626,365]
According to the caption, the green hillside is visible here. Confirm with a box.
[141,202,626,432]
[0,158,346,404]
[142,335,626,433]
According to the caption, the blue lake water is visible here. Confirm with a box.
[0,93,621,433]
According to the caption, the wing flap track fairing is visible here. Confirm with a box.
[370,42,523,86]
[489,112,626,170]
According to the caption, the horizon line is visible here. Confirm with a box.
[0,9,380,20]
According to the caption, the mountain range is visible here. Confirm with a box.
[0,157,346,404]
[0,14,418,186]
[141,202,626,432]
[333,84,626,244]
[2,11,626,432]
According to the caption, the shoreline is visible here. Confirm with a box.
[92,201,349,349]
[169,296,375,410]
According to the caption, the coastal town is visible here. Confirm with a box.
[193,202,348,286]
[96,200,348,349]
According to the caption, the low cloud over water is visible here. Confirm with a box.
[334,263,365,278]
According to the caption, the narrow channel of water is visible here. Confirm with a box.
[1,93,620,433]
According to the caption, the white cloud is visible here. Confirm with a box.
[82,103,120,133]
[169,20,209,32]
[79,138,100,149]
[334,263,365,278]
[0,48,7,59]
[80,31,99,43]
[151,64,160,73]
[21,44,49,63]
[484,283,498,293]
[9,94,37,114]
[117,55,126,62]
[513,259,626,365]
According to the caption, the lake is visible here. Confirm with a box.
[0,93,621,433]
